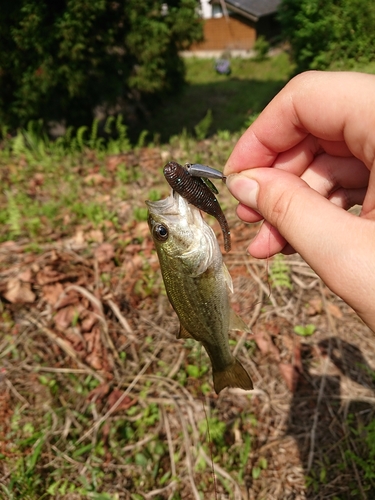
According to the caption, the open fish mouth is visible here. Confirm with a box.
[146,189,204,228]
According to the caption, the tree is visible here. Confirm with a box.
[278,0,375,72]
[0,0,202,131]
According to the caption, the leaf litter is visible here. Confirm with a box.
[0,144,375,499]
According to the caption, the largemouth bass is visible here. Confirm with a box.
[163,161,231,252]
[146,190,253,394]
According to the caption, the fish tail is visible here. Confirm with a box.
[213,358,253,394]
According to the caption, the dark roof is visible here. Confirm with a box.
[222,0,281,21]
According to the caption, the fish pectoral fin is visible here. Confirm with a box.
[177,324,194,339]
[213,358,253,394]
[229,308,250,332]
[222,263,233,293]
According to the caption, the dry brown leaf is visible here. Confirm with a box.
[94,243,114,264]
[86,229,104,243]
[105,153,135,171]
[42,283,64,305]
[84,326,101,353]
[137,221,150,239]
[18,268,33,283]
[84,326,106,370]
[278,363,299,392]
[87,383,111,402]
[72,230,85,246]
[84,173,110,186]
[3,278,35,304]
[0,240,18,250]
[54,291,80,309]
[326,302,343,319]
[54,305,83,331]
[306,298,322,315]
[253,331,280,361]
[81,311,98,332]
[107,389,137,413]
[138,147,162,170]
[36,266,65,285]
[64,328,84,348]
[86,351,102,370]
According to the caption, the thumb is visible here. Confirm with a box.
[226,168,375,323]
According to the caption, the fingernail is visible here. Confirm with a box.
[226,174,259,209]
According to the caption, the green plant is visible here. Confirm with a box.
[5,191,22,237]
[279,0,375,72]
[199,417,227,447]
[194,109,213,140]
[252,456,268,479]
[0,0,203,132]
[133,206,149,222]
[345,416,375,483]
[253,36,270,61]
[147,189,162,202]
[269,254,293,290]
[294,324,316,336]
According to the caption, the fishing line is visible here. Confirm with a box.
[202,398,218,499]
[265,220,272,298]
[198,346,218,499]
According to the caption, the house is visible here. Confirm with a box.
[190,0,281,53]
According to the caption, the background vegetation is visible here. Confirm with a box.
[279,0,375,72]
[0,0,202,131]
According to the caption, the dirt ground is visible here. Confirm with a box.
[1,150,375,499]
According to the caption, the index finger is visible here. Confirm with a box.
[224,71,375,175]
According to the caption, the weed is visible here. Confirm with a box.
[199,416,227,447]
[133,206,149,222]
[133,261,161,298]
[194,109,213,140]
[345,415,375,483]
[269,254,293,290]
[116,163,139,184]
[294,324,316,337]
[71,202,118,228]
[252,456,268,479]
[253,36,270,62]
[5,191,22,237]
[238,432,252,481]
[136,129,149,148]
[147,189,162,202]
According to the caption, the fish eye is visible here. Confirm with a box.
[154,224,168,241]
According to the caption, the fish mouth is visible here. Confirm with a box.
[146,189,202,226]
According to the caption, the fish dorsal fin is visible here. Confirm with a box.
[177,324,193,339]
[229,308,249,332]
[222,263,233,293]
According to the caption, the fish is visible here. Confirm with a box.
[163,161,231,252]
[146,190,253,394]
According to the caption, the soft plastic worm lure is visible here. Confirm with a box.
[163,161,231,252]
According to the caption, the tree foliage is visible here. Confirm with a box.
[278,0,375,72]
[0,0,202,130]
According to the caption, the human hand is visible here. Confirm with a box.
[224,71,375,331]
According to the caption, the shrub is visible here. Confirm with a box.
[0,0,202,131]
[278,0,375,72]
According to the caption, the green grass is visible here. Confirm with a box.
[143,52,294,142]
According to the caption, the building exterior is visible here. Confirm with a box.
[190,0,281,52]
